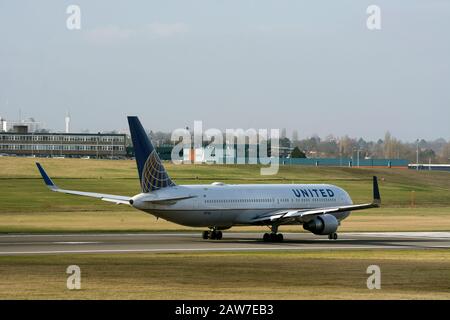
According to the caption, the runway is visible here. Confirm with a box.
[0,232,449,256]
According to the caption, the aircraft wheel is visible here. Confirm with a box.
[270,233,275,242]
[202,231,209,240]
[216,231,223,240]
[263,233,270,242]
[268,233,277,242]
[276,233,284,242]
[210,231,216,240]
[328,233,338,240]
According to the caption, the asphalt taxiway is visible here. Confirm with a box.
[0,232,449,255]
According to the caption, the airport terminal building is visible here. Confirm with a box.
[0,132,127,158]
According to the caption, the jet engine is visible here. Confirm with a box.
[303,214,339,235]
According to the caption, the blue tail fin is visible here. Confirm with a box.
[127,116,175,192]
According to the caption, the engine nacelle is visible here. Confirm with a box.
[303,214,339,235]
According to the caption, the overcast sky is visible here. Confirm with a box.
[0,0,449,141]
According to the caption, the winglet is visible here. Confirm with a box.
[36,163,57,189]
[373,176,381,206]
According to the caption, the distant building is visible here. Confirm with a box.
[181,144,293,163]
[0,132,127,158]
[408,164,450,172]
[0,117,6,132]
[12,125,29,134]
[0,117,43,133]
[183,145,217,163]
[273,145,294,158]
[282,158,409,168]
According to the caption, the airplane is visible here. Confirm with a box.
[36,116,381,242]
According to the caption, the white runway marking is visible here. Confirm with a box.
[0,241,101,245]
[346,232,450,240]
[52,242,101,245]
[0,233,197,238]
[0,245,429,255]
[0,232,449,256]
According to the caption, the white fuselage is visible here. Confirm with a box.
[131,183,353,229]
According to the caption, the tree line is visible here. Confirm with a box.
[148,130,450,163]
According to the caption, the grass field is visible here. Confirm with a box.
[1,250,449,299]
[1,157,450,233]
[1,157,450,300]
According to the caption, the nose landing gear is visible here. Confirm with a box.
[328,233,338,240]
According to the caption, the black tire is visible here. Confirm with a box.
[202,231,209,240]
[210,231,216,240]
[216,231,223,240]
[276,233,284,242]
[328,234,332,240]
[263,233,270,242]
[333,233,338,240]
[270,233,277,242]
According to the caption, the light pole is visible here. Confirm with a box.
[357,149,360,167]
[351,147,356,168]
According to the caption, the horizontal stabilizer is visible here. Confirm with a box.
[36,163,131,205]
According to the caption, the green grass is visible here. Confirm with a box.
[1,250,449,299]
[1,158,450,300]
[0,157,450,233]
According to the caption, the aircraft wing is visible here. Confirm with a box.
[36,163,132,205]
[251,202,379,224]
[252,176,381,224]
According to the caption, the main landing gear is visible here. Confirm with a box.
[262,225,284,242]
[328,233,338,240]
[202,229,223,240]
[263,233,283,242]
